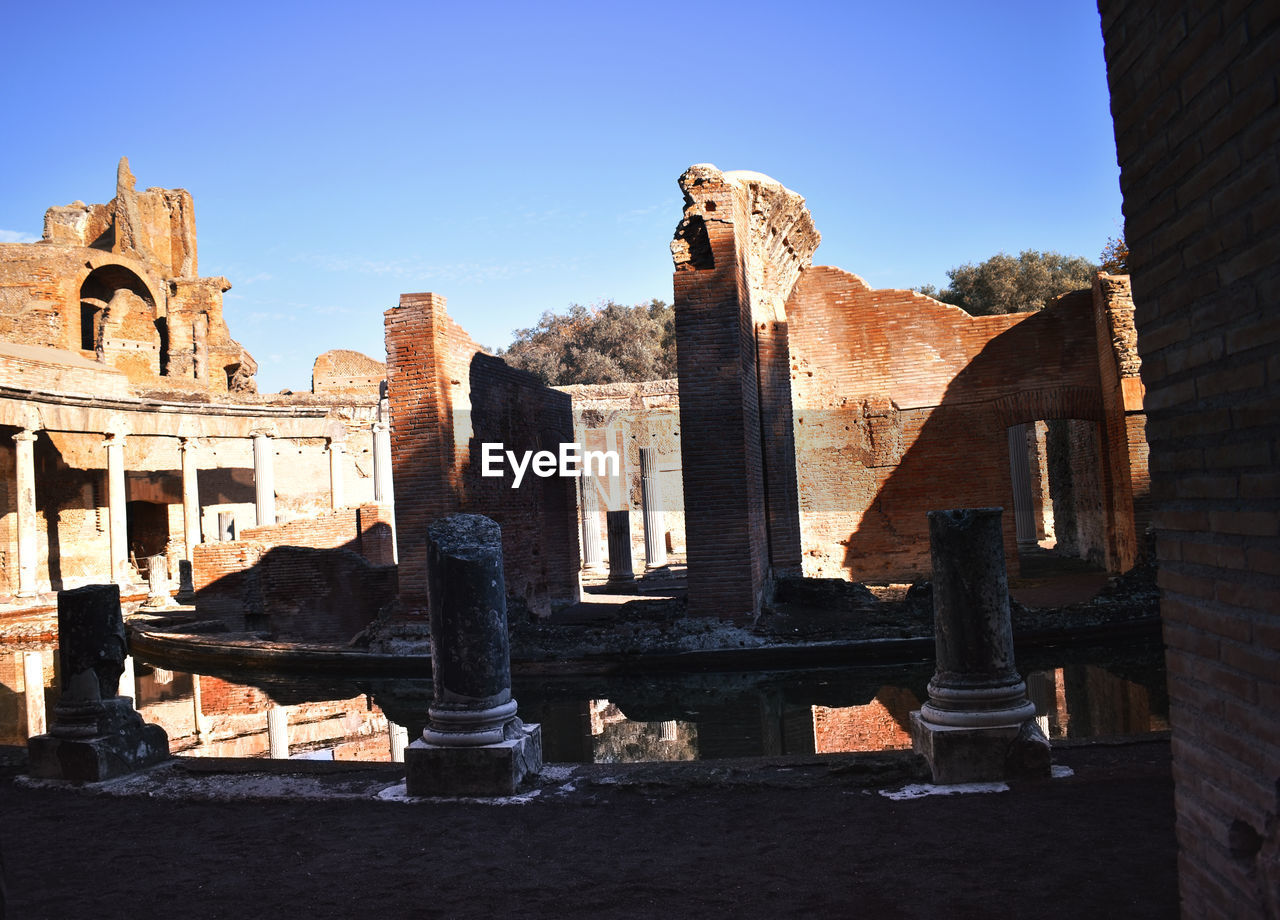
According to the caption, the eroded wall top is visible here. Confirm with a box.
[671,164,820,323]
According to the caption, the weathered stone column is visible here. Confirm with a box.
[27,584,169,781]
[405,514,541,796]
[142,554,172,608]
[372,419,393,504]
[638,447,667,569]
[910,508,1049,783]
[267,704,289,759]
[12,429,38,596]
[104,432,128,584]
[23,651,46,737]
[328,438,346,510]
[606,510,634,585]
[179,437,201,557]
[372,414,397,562]
[217,511,236,542]
[251,429,276,526]
[580,474,603,570]
[388,722,409,763]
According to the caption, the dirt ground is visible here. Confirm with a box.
[0,739,1177,919]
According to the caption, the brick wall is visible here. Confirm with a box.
[785,268,1134,580]
[812,686,920,753]
[671,167,817,618]
[383,293,580,618]
[1099,2,1280,913]
[192,502,396,639]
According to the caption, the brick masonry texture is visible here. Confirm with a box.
[383,293,579,619]
[672,165,1150,613]
[192,502,396,641]
[784,268,1146,583]
[1099,1,1280,913]
[671,167,817,619]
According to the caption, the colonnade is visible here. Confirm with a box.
[7,416,395,596]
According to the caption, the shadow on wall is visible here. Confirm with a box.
[193,523,398,645]
[463,352,580,616]
[836,301,1121,581]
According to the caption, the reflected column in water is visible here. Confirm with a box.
[23,651,47,738]
[267,704,290,759]
[192,673,211,741]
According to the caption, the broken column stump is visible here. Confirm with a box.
[605,509,635,587]
[910,508,1050,784]
[28,584,169,782]
[404,514,541,796]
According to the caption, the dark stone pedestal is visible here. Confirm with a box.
[911,508,1050,784]
[28,697,169,782]
[405,719,542,797]
[909,714,1049,784]
[407,514,543,796]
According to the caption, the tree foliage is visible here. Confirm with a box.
[916,249,1099,316]
[500,299,676,386]
[1099,233,1129,274]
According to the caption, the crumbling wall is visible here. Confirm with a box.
[785,269,1108,581]
[0,157,257,395]
[312,349,386,395]
[192,502,396,638]
[383,292,580,619]
[670,165,817,618]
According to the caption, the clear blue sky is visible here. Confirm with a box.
[2,1,1122,394]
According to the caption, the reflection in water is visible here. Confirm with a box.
[0,636,1169,764]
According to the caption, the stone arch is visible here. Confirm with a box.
[77,263,166,378]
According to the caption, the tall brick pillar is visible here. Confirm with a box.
[671,165,818,618]
[383,292,453,619]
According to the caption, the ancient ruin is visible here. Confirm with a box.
[27,583,168,781]
[0,160,389,624]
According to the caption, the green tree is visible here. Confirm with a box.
[500,299,676,386]
[917,249,1099,316]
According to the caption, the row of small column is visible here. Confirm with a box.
[9,417,396,597]
[584,445,667,580]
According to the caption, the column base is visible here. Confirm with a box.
[910,711,1050,785]
[28,697,169,782]
[405,719,542,797]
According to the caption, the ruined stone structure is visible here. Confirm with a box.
[670,165,1149,617]
[1099,3,1280,913]
[559,379,685,573]
[383,293,580,620]
[0,162,388,618]
[4,157,255,394]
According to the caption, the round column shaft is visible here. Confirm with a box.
[920,507,1035,728]
[423,514,517,747]
[580,474,603,570]
[639,446,667,568]
[606,510,634,584]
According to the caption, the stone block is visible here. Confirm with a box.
[28,697,169,783]
[910,712,1049,785]
[404,720,542,797]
